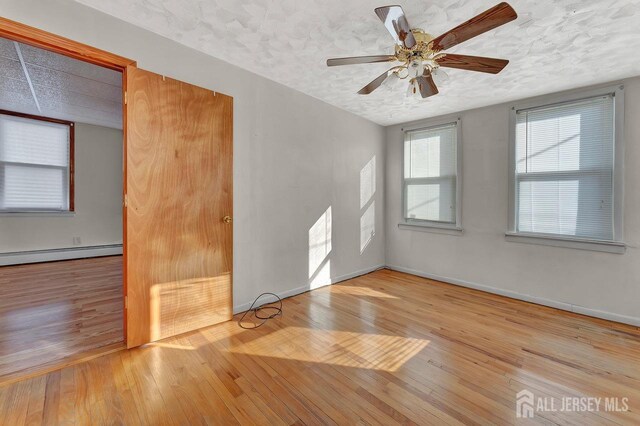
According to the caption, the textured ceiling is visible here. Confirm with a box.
[0,37,122,129]
[74,0,640,125]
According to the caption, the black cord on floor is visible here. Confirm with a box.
[238,292,282,329]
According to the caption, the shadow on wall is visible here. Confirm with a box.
[309,206,332,290]
[306,155,376,290]
[360,156,376,253]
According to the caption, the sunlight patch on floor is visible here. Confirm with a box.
[332,285,399,299]
[227,326,428,372]
[144,342,196,351]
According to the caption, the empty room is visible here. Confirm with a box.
[0,0,638,424]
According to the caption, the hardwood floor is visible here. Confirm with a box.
[1,268,639,424]
[0,256,124,382]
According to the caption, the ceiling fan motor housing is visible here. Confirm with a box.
[395,30,445,72]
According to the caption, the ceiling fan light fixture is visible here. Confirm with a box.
[406,79,421,99]
[413,60,427,79]
[432,68,450,86]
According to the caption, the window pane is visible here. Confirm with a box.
[1,164,68,210]
[404,122,458,224]
[406,179,456,223]
[0,113,71,212]
[517,174,613,240]
[515,95,615,240]
[405,124,456,178]
[516,97,613,174]
[0,114,70,167]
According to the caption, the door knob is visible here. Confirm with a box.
[223,215,232,224]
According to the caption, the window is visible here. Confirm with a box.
[402,119,461,229]
[0,111,74,213]
[508,86,624,250]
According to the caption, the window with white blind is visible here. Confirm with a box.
[403,120,461,229]
[0,112,74,213]
[508,86,625,251]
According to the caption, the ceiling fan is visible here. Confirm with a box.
[326,2,517,99]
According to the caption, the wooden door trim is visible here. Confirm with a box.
[0,16,135,344]
[0,16,135,71]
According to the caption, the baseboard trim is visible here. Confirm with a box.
[233,264,385,314]
[0,244,123,266]
[386,264,640,327]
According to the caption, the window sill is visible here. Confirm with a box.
[505,232,625,254]
[398,222,463,236]
[0,211,75,217]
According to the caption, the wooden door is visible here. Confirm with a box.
[124,66,233,348]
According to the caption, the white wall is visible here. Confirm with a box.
[0,123,123,253]
[0,0,386,309]
[386,78,640,324]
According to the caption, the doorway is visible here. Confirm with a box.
[0,35,125,380]
[0,16,233,382]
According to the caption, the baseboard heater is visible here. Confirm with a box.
[0,244,123,266]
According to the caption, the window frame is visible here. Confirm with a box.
[506,85,625,253]
[0,109,75,214]
[400,116,463,232]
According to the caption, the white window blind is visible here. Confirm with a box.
[514,95,615,241]
[404,122,458,224]
[0,113,71,212]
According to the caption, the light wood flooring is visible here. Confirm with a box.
[0,256,124,381]
[1,268,639,424]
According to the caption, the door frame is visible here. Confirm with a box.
[0,16,136,343]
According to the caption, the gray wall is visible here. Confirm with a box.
[0,123,123,252]
[386,78,640,323]
[0,0,386,310]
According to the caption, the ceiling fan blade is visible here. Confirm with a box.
[414,73,439,98]
[374,5,417,49]
[327,55,396,67]
[437,54,509,74]
[358,70,392,95]
[430,2,517,51]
